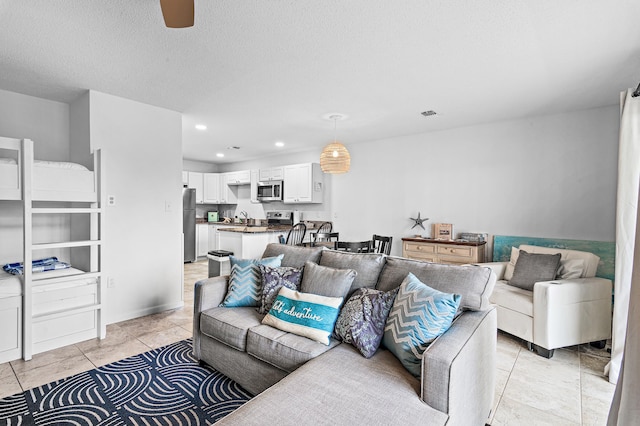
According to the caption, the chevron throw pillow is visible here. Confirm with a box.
[383,272,461,377]
[220,255,284,307]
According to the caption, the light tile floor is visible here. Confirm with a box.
[0,260,616,425]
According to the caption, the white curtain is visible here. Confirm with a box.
[607,89,640,424]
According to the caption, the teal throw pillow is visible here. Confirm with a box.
[220,254,284,307]
[383,272,461,377]
[262,287,343,345]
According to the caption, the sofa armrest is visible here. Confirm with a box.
[473,262,507,280]
[421,307,497,426]
[192,275,229,359]
[533,277,612,349]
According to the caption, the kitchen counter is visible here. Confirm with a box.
[219,226,286,234]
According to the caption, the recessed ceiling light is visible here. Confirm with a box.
[195,124,207,130]
[275,141,285,147]
[216,153,224,158]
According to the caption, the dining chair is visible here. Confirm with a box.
[335,240,372,253]
[312,232,339,246]
[285,223,307,246]
[371,234,393,255]
[316,221,333,234]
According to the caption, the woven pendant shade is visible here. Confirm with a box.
[320,142,350,174]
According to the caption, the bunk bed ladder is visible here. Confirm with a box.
[21,140,106,360]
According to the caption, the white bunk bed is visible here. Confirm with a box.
[0,136,105,362]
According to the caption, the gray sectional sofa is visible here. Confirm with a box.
[193,243,497,426]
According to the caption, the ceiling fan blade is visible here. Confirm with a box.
[160,0,194,28]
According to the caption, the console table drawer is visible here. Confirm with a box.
[437,245,472,258]
[404,242,436,254]
[402,238,486,265]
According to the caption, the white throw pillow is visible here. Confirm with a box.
[504,247,519,281]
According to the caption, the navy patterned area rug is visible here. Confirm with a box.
[0,339,252,425]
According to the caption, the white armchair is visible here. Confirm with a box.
[478,245,612,358]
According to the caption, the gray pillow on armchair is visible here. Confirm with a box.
[508,250,561,291]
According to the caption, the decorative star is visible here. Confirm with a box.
[410,212,429,230]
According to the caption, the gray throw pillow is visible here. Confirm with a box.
[508,250,561,291]
[300,261,356,300]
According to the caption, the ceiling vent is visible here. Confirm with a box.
[421,110,437,117]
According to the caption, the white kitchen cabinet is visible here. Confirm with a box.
[258,167,284,182]
[219,173,238,204]
[203,173,220,204]
[182,171,189,186]
[188,172,204,204]
[250,169,260,203]
[226,170,250,185]
[283,163,324,204]
[197,223,209,257]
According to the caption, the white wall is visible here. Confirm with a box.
[329,105,619,256]
[75,90,183,323]
[202,106,618,259]
[0,89,72,264]
[183,159,219,173]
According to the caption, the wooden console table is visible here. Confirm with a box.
[402,238,486,265]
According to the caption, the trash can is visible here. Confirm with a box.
[207,250,233,277]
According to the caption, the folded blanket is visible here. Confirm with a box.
[2,257,71,275]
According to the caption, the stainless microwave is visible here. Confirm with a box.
[257,180,283,202]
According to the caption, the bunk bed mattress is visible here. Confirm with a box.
[0,159,95,201]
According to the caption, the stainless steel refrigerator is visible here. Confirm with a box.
[183,188,196,262]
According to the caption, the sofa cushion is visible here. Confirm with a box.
[383,273,461,377]
[200,307,264,351]
[262,243,324,268]
[508,250,561,291]
[220,255,284,307]
[300,261,356,299]
[376,256,495,311]
[506,247,583,281]
[334,287,398,358]
[507,245,599,279]
[219,344,448,426]
[262,287,343,345]
[557,258,584,279]
[489,280,533,317]
[258,264,303,314]
[319,250,386,296]
[246,324,340,372]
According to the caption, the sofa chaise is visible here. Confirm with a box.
[193,243,497,425]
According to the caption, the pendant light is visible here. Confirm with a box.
[320,114,351,174]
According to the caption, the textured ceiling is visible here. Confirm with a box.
[1,1,639,163]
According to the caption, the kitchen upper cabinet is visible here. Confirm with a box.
[187,172,204,204]
[220,173,238,204]
[203,173,220,204]
[225,170,250,185]
[182,171,189,186]
[259,167,284,182]
[283,163,323,204]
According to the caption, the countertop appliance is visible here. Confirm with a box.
[266,210,293,226]
[257,180,283,202]
[207,211,219,222]
[183,188,196,262]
